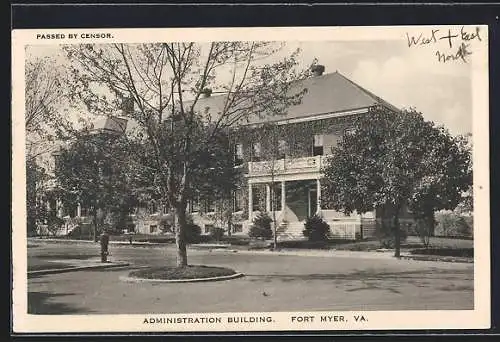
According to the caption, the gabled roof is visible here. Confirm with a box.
[189,71,398,126]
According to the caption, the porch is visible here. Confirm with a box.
[245,176,366,240]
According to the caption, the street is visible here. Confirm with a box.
[27,241,474,314]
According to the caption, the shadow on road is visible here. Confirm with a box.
[36,254,98,260]
[245,268,473,284]
[28,292,90,314]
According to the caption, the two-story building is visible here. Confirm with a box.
[182,65,399,240]
[49,65,400,240]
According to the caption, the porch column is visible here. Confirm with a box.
[266,184,271,212]
[281,181,286,215]
[248,184,253,221]
[77,203,81,217]
[316,178,321,213]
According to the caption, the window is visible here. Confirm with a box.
[150,225,158,234]
[252,142,261,161]
[204,224,214,234]
[205,198,215,212]
[70,205,78,218]
[313,134,324,156]
[161,223,173,233]
[163,205,169,215]
[191,196,200,212]
[234,143,244,166]
[252,185,263,211]
[277,139,287,159]
[232,224,243,233]
[149,201,158,214]
[80,206,89,217]
[233,189,243,212]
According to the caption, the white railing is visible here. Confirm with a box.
[248,155,323,176]
[328,221,359,240]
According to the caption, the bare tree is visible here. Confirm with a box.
[25,56,70,161]
[64,42,308,267]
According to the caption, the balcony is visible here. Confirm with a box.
[248,155,324,177]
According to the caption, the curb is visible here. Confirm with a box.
[28,262,131,276]
[119,272,245,284]
[401,255,473,264]
[227,249,396,260]
[219,249,474,263]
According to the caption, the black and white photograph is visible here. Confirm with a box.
[11,26,490,333]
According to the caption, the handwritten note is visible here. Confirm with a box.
[406,26,483,63]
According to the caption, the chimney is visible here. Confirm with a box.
[311,64,325,77]
[202,88,212,98]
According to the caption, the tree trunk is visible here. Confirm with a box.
[272,211,277,250]
[92,207,98,242]
[393,211,401,258]
[175,204,188,268]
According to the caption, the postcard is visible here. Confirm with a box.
[11,25,490,333]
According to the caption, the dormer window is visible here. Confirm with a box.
[313,134,324,156]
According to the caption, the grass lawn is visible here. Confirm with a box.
[28,260,74,272]
[110,234,176,243]
[28,242,102,272]
[128,265,236,280]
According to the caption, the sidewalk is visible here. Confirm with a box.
[215,247,397,260]
[204,246,473,263]
[28,257,130,277]
[29,238,473,263]
[29,237,163,247]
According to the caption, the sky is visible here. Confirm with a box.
[282,40,472,135]
[26,38,473,135]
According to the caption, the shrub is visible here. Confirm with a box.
[375,219,408,249]
[158,216,173,234]
[249,212,273,239]
[413,217,435,248]
[184,216,202,244]
[435,212,473,238]
[302,214,330,242]
[210,227,225,241]
[222,236,251,246]
[410,247,473,258]
[46,215,65,236]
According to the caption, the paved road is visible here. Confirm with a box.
[27,241,474,314]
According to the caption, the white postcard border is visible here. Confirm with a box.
[11,25,491,333]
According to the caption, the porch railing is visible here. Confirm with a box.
[248,155,324,176]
